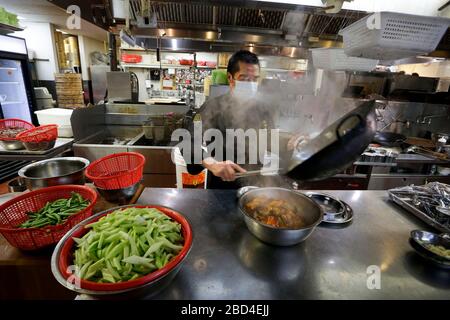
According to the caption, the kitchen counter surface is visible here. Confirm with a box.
[114,189,450,299]
[1,188,449,299]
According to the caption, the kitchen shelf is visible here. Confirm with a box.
[121,64,191,69]
[0,82,19,85]
[0,22,23,35]
[0,67,18,71]
[197,66,217,69]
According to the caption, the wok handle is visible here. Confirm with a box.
[336,114,363,140]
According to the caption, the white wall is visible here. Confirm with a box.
[13,22,58,81]
[78,35,107,81]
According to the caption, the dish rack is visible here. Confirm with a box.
[310,48,379,71]
[339,12,449,61]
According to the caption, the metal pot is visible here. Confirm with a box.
[18,157,90,190]
[237,187,323,246]
[0,139,25,150]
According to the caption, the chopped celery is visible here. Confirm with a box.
[73,207,184,283]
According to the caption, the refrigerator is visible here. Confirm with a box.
[0,34,37,124]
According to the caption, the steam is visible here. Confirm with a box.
[196,68,356,188]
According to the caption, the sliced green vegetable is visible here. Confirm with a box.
[73,207,184,283]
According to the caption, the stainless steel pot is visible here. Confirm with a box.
[237,187,323,246]
[0,139,25,150]
[18,157,90,190]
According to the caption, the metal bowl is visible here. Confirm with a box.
[95,181,141,203]
[0,139,25,150]
[18,157,90,190]
[238,187,323,246]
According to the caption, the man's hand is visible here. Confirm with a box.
[202,158,246,181]
[287,133,309,151]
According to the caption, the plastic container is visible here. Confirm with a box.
[0,185,98,250]
[311,48,379,71]
[16,124,58,151]
[85,152,145,190]
[35,108,73,137]
[339,12,450,60]
[121,54,143,63]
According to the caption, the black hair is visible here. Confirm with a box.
[227,50,260,76]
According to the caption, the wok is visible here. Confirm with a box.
[287,100,377,181]
[373,131,407,147]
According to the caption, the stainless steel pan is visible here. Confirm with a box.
[237,187,323,246]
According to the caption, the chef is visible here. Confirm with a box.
[185,50,303,189]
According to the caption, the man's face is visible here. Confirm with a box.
[228,61,260,91]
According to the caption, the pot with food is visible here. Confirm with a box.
[238,187,323,246]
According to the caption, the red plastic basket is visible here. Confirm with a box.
[0,185,98,251]
[0,118,35,141]
[16,124,58,143]
[57,205,192,292]
[121,54,143,63]
[85,152,146,189]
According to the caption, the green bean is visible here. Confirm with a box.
[18,192,90,229]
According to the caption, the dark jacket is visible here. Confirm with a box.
[185,92,277,189]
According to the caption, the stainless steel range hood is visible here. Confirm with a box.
[124,0,366,57]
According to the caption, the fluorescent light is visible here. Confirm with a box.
[171,39,178,49]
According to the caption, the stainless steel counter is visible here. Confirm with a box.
[80,188,450,299]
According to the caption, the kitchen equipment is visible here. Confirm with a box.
[0,118,34,150]
[18,157,90,190]
[388,183,450,233]
[404,137,436,149]
[431,133,449,145]
[16,124,58,151]
[7,177,26,192]
[235,168,282,179]
[35,108,73,138]
[339,12,449,60]
[321,200,353,224]
[407,146,448,161]
[96,181,142,204]
[237,187,323,246]
[142,113,184,144]
[304,192,346,220]
[409,230,450,268]
[85,152,145,190]
[0,185,97,250]
[310,48,379,72]
[437,165,450,176]
[373,132,406,147]
[0,35,36,122]
[51,205,192,297]
[286,100,376,181]
[106,72,133,103]
[34,87,55,109]
[130,71,139,103]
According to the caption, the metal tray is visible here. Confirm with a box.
[388,191,450,233]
